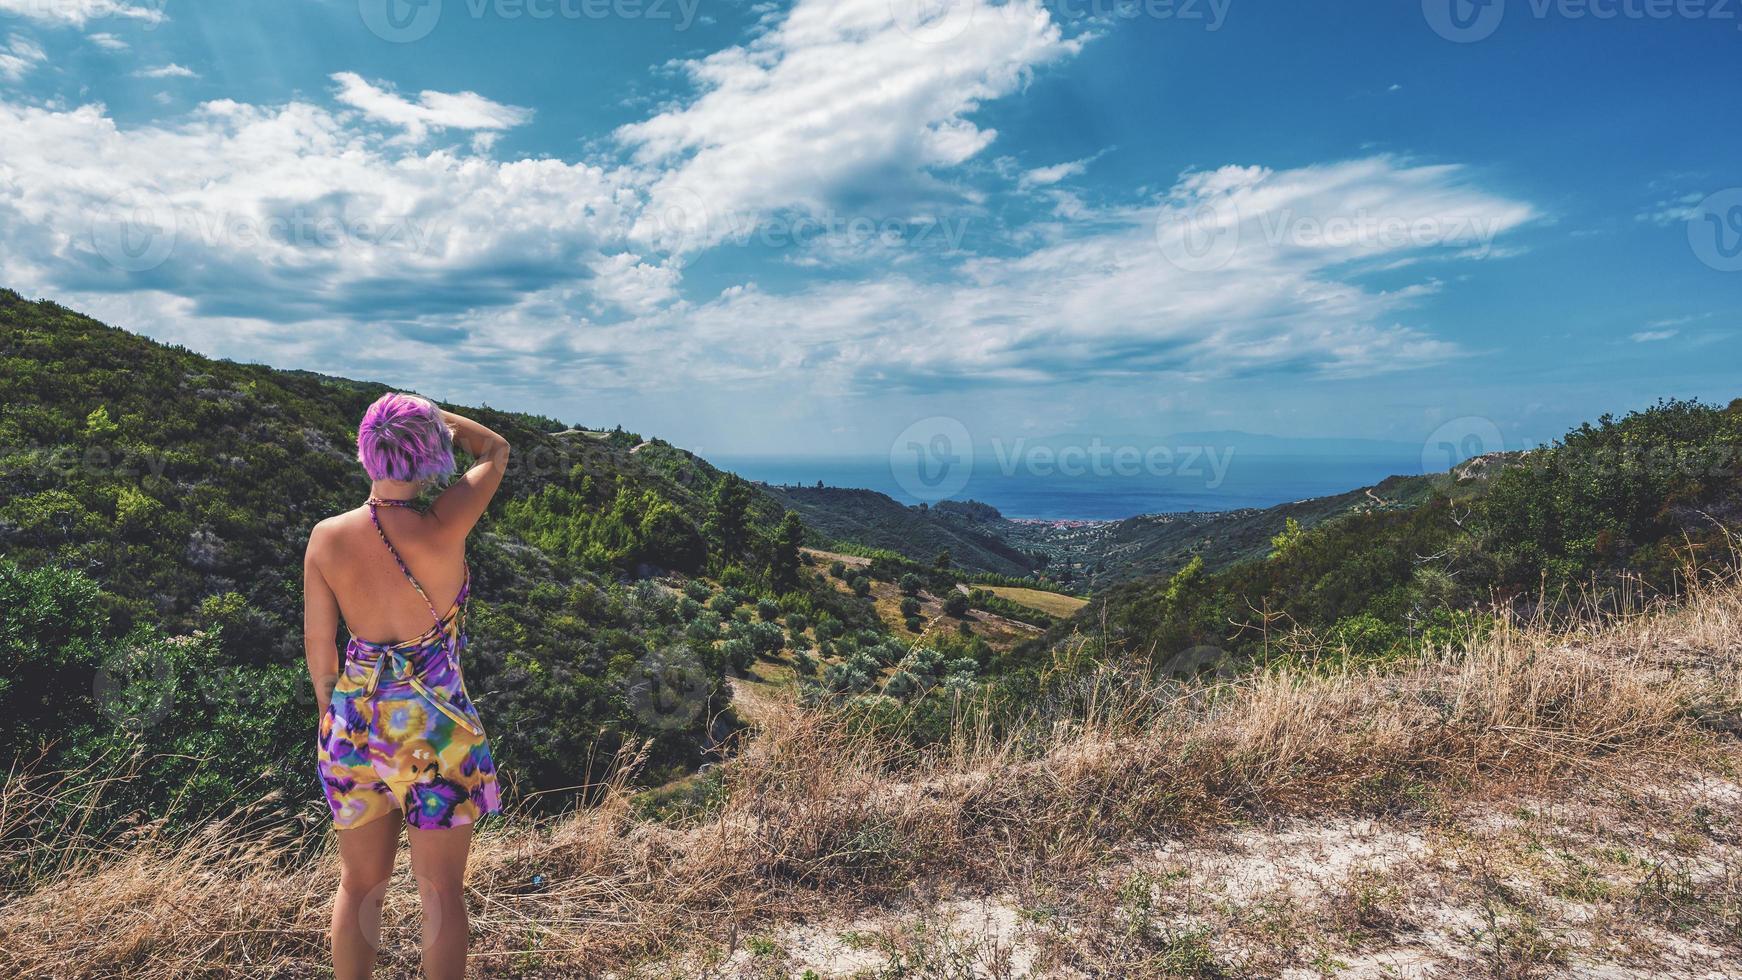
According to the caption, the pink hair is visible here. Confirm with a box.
[356,393,456,484]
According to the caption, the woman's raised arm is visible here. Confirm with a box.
[428,410,511,540]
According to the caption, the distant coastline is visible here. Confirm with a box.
[714,452,1423,522]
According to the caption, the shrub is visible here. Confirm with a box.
[745,621,786,657]
[685,614,721,643]
[821,650,880,694]
[721,638,755,673]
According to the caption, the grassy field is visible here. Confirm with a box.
[803,549,1046,652]
[975,584,1090,618]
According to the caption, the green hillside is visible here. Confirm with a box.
[0,290,882,835]
[757,484,1044,577]
[1032,397,1742,676]
[1004,473,1445,590]
[755,472,1445,592]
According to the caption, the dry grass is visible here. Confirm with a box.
[801,547,1045,652]
[973,586,1090,619]
[3,574,1740,977]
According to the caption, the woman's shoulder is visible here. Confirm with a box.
[307,507,367,546]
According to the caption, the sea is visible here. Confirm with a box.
[710,451,1429,523]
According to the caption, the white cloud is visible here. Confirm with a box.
[0,95,646,330]
[0,32,45,81]
[618,0,1080,253]
[0,0,163,28]
[1631,329,1678,342]
[598,156,1536,392]
[331,72,532,143]
[1637,190,1703,226]
[1019,157,1091,189]
[134,63,197,79]
[87,32,127,50]
[0,0,1537,430]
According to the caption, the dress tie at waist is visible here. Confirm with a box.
[357,648,482,737]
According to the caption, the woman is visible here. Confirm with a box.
[303,393,510,980]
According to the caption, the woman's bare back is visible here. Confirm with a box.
[309,506,468,645]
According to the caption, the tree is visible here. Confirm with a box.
[933,549,952,570]
[899,573,922,596]
[704,474,754,563]
[1269,517,1304,560]
[638,498,707,573]
[769,512,805,592]
[943,592,969,618]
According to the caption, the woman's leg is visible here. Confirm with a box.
[332,810,403,980]
[406,823,475,980]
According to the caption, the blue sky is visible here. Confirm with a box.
[1,0,1737,460]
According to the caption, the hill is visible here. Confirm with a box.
[760,472,1446,593]
[0,290,892,834]
[1033,396,1742,677]
[997,473,1444,590]
[757,484,1044,577]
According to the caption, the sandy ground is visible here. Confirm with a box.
[631,774,1742,979]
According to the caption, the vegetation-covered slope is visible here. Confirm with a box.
[757,485,1044,578]
[997,473,1443,590]
[0,290,877,832]
[756,470,1445,593]
[8,565,1739,977]
[1042,397,1742,674]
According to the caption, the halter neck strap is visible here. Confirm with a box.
[367,496,418,508]
[366,501,466,641]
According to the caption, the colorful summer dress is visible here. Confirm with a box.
[316,498,502,830]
